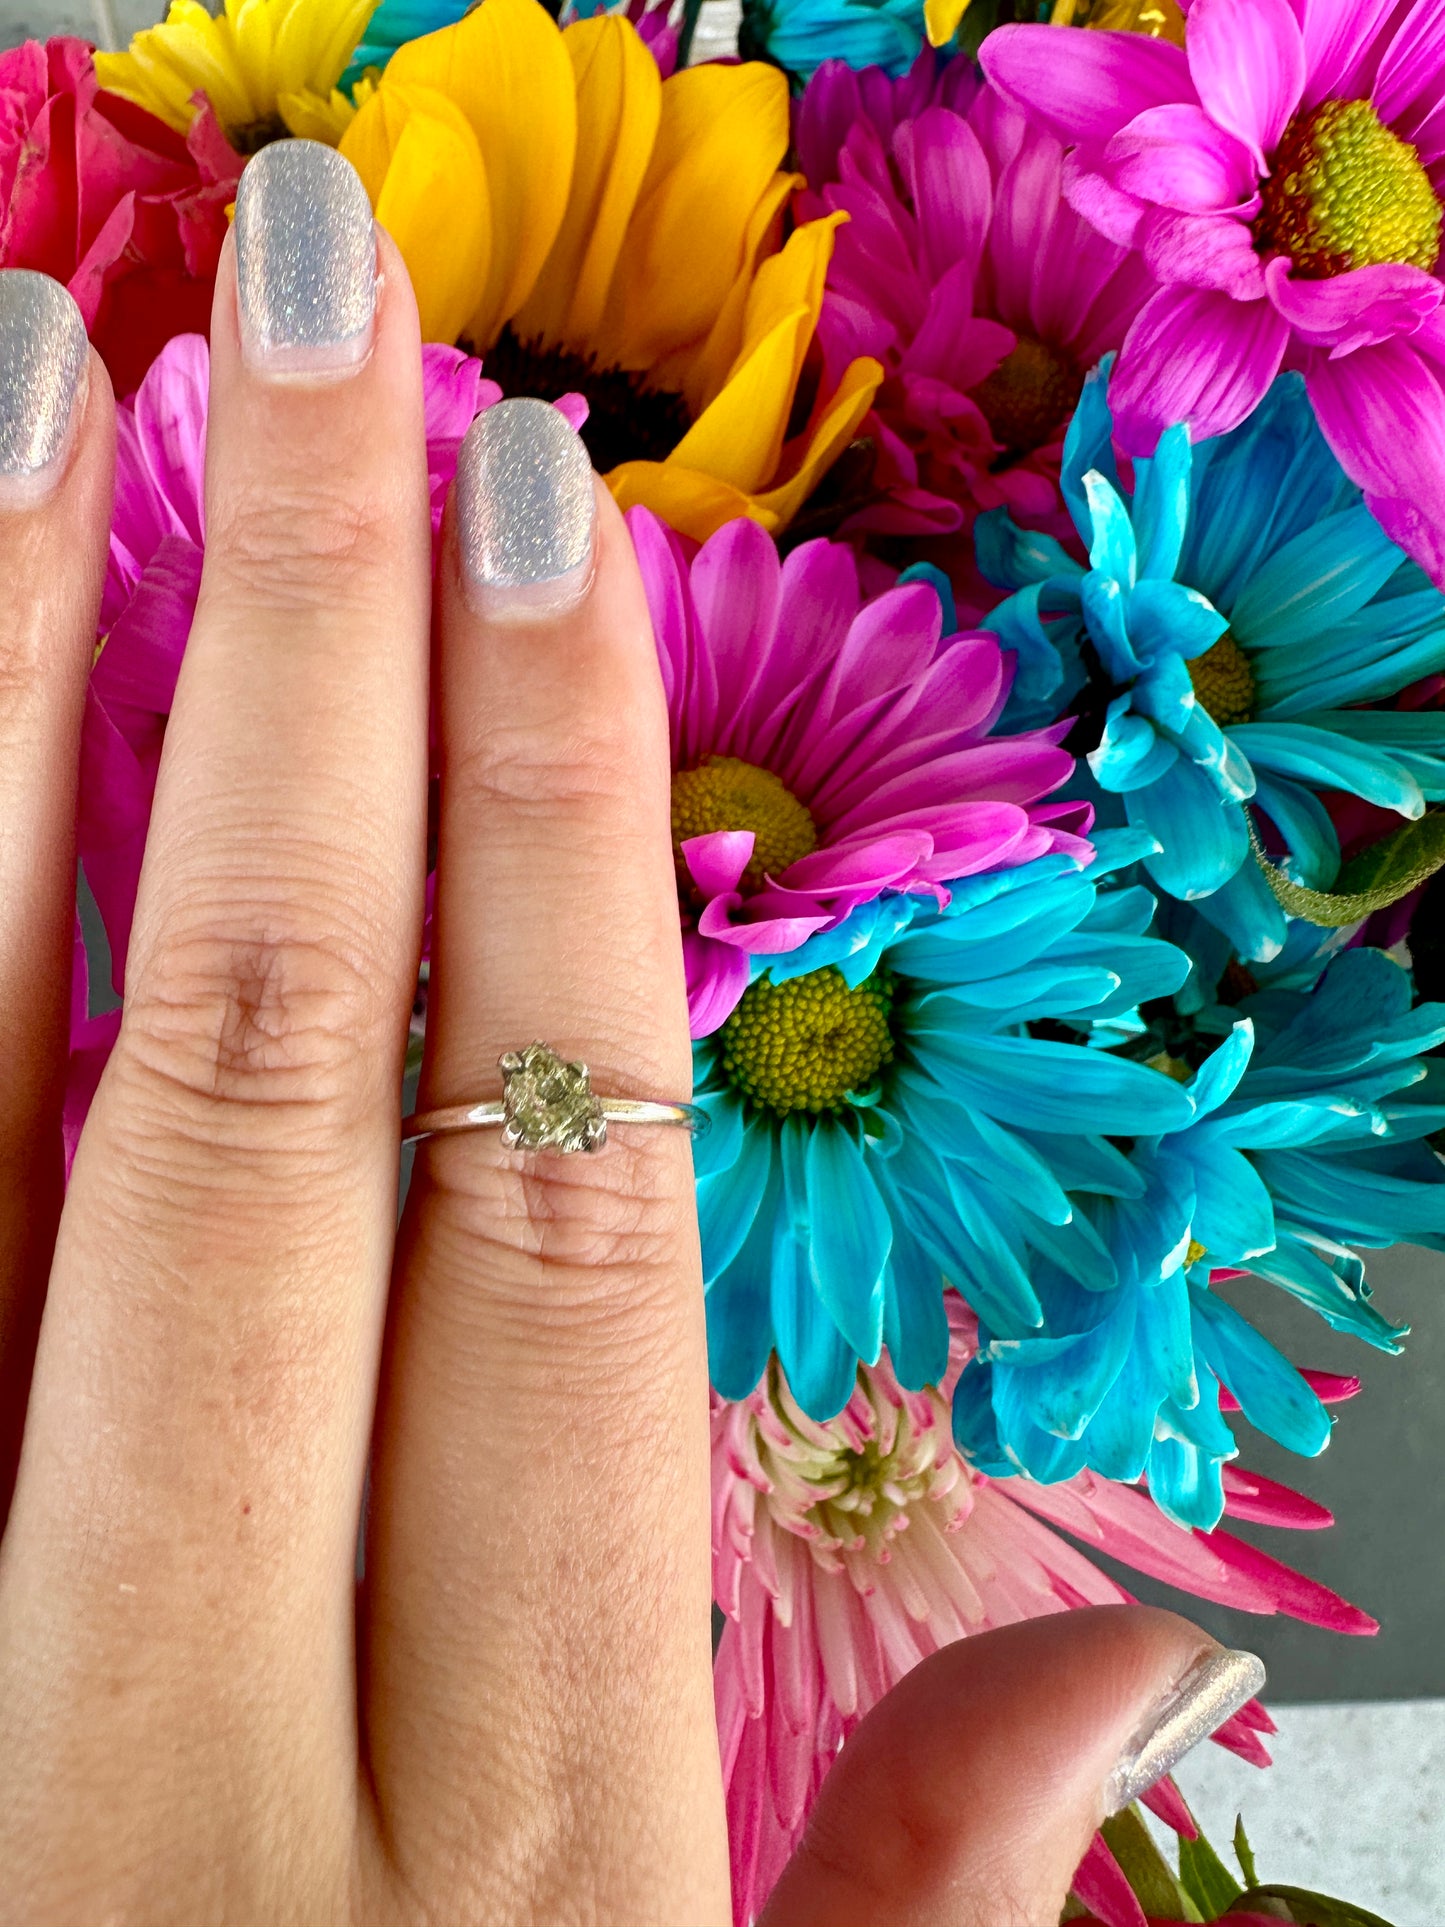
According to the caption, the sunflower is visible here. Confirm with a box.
[338,0,882,539]
[94,0,377,152]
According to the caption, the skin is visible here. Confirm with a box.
[0,235,1224,1927]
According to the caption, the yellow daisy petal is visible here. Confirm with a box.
[598,60,789,371]
[512,15,661,355]
[924,0,972,45]
[278,86,358,144]
[96,0,375,147]
[385,0,577,344]
[342,84,492,344]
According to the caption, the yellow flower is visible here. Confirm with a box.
[94,0,377,152]
[927,0,1185,46]
[339,0,882,540]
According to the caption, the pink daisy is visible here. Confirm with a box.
[629,508,1094,1037]
[794,53,1157,543]
[714,1302,1372,1926]
[81,332,502,1006]
[983,0,1445,584]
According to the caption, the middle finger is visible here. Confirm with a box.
[0,143,429,1890]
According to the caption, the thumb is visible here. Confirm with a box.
[759,1606,1264,1927]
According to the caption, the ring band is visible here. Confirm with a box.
[402,1042,705,1155]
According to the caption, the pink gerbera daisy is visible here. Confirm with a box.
[794,53,1157,543]
[713,1302,1373,1927]
[984,0,1445,584]
[629,508,1094,1036]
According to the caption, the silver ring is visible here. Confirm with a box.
[402,1042,706,1155]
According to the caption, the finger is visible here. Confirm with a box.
[365,402,728,1923]
[761,1608,1265,1927]
[0,275,114,1522]
[1,143,428,1877]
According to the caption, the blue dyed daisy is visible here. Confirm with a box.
[342,1,467,85]
[979,369,1445,963]
[739,0,942,79]
[955,939,1445,1528]
[693,832,1195,1420]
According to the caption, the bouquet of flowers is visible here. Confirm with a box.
[7,0,1441,1919]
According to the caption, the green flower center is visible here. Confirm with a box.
[1257,98,1442,277]
[671,755,819,898]
[1188,632,1256,727]
[970,336,1084,459]
[721,966,896,1115]
[803,1433,935,1553]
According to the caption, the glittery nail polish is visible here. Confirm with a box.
[234,140,376,379]
[456,397,597,618]
[0,271,88,507]
[1104,1648,1266,1815]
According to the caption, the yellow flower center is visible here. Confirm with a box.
[481,327,693,471]
[1257,98,1442,277]
[1146,1050,1193,1083]
[970,336,1084,458]
[671,756,819,898]
[721,966,896,1115]
[1188,633,1256,728]
[1185,1238,1208,1268]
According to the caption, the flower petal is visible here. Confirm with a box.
[1106,102,1259,213]
[981,24,1194,147]
[1110,285,1289,452]
[1186,0,1305,165]
[1264,254,1441,352]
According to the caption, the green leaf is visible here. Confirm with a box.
[1233,1814,1259,1889]
[1178,1828,1244,1917]
[1236,1884,1401,1927]
[1097,1808,1203,1920]
[1251,809,1445,927]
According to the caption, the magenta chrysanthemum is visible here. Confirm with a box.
[794,54,1156,544]
[984,0,1445,584]
[713,1304,1373,1926]
[629,508,1094,1036]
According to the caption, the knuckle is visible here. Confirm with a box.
[205,476,385,609]
[448,713,639,824]
[118,913,395,1122]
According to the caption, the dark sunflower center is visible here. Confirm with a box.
[721,966,897,1115]
[228,114,289,155]
[1188,632,1256,728]
[481,326,693,471]
[1257,97,1441,277]
[671,756,819,900]
[970,336,1084,460]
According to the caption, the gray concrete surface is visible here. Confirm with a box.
[1,0,158,46]
[1153,1699,1445,1925]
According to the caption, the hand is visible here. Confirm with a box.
[0,142,1246,1927]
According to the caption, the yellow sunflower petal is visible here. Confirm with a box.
[270,0,377,95]
[512,16,661,355]
[677,167,799,415]
[598,60,789,371]
[342,84,492,345]
[605,462,764,543]
[665,213,844,494]
[753,354,883,529]
[924,0,972,45]
[385,0,577,345]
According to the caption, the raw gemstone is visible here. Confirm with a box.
[500,1042,607,1153]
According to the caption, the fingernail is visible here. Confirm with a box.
[1104,1648,1265,1815]
[234,140,376,379]
[0,271,88,508]
[456,397,597,619]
